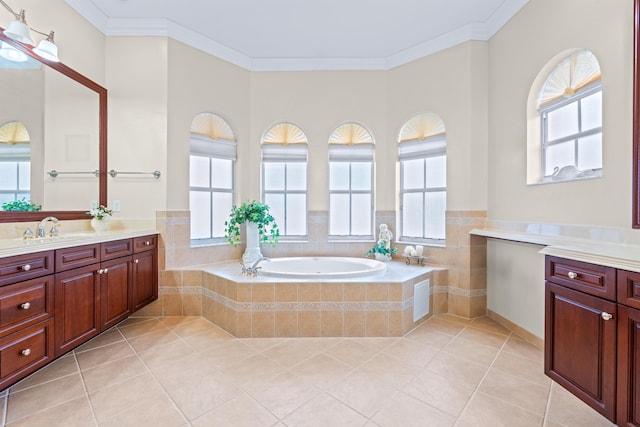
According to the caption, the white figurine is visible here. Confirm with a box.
[378,223,393,250]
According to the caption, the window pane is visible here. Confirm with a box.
[402,159,424,190]
[425,155,446,188]
[189,155,210,187]
[329,162,349,191]
[264,194,285,234]
[425,191,446,240]
[545,141,575,176]
[190,191,211,239]
[402,193,423,238]
[0,193,14,207]
[547,102,578,140]
[351,162,372,191]
[581,91,602,132]
[351,194,372,235]
[286,194,306,235]
[18,162,30,190]
[329,193,350,235]
[577,133,602,171]
[211,158,233,189]
[212,192,232,238]
[287,163,307,191]
[264,162,285,191]
[0,162,17,190]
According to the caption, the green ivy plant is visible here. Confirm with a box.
[224,201,280,247]
[1,199,42,212]
[365,242,397,258]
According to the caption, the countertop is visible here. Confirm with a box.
[0,229,159,258]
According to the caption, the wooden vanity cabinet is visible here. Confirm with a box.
[131,236,158,312]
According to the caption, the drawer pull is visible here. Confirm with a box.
[21,264,31,271]
[145,241,151,246]
[134,259,139,264]
[601,312,613,321]
[97,268,109,275]
[567,271,578,279]
[20,302,30,310]
[21,348,31,356]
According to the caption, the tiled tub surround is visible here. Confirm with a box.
[155,210,488,320]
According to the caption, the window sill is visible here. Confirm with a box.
[397,240,446,248]
[527,169,602,186]
[190,239,230,248]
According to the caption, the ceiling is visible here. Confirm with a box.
[64,0,529,71]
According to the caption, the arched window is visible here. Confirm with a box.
[261,122,308,238]
[189,113,237,243]
[398,113,446,244]
[529,49,602,183]
[0,121,31,208]
[327,122,374,239]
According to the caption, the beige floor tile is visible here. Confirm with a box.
[382,338,439,368]
[74,328,125,353]
[468,316,511,336]
[81,355,148,393]
[403,370,475,417]
[424,316,468,336]
[456,392,543,427]
[88,373,166,422]
[117,318,168,339]
[290,354,354,390]
[262,340,318,367]
[502,335,544,363]
[169,317,220,338]
[426,352,488,390]
[240,337,289,352]
[222,354,288,389]
[349,337,399,350]
[442,336,500,367]
[371,391,455,427]
[76,340,136,371]
[180,327,236,352]
[457,326,509,349]
[296,337,345,352]
[492,351,550,387]
[545,382,616,427]
[191,393,278,427]
[322,339,378,367]
[404,326,455,349]
[198,340,259,369]
[150,352,222,390]
[328,370,401,418]
[10,355,79,393]
[249,371,321,419]
[98,394,187,427]
[436,314,472,326]
[126,328,181,353]
[478,369,550,416]
[136,339,197,370]
[6,396,95,427]
[158,315,201,328]
[283,393,368,427]
[7,373,86,423]
[168,371,242,421]
[355,353,421,388]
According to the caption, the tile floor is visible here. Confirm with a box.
[0,315,615,427]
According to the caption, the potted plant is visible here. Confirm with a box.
[224,201,279,268]
[87,205,112,232]
[365,241,397,261]
[1,198,41,212]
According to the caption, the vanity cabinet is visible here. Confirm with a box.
[545,256,640,425]
[0,233,157,390]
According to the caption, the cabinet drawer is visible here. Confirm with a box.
[0,251,54,287]
[0,318,54,386]
[618,270,640,309]
[545,256,616,301]
[101,239,133,261]
[133,235,157,253]
[0,276,53,337]
[56,244,100,272]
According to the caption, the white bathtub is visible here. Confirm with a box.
[258,257,386,279]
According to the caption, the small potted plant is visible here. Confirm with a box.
[87,205,112,232]
[365,241,397,261]
[1,198,41,212]
[224,201,279,267]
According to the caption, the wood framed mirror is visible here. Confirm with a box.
[634,0,640,227]
[0,28,106,223]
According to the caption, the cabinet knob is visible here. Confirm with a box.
[97,269,103,274]
[144,241,151,246]
[20,302,30,310]
[601,312,613,321]
[134,259,139,264]
[103,268,108,274]
[21,264,31,271]
[21,348,31,356]
[567,271,578,279]
[97,268,108,274]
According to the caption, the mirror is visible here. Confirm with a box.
[0,28,106,223]
[635,0,640,227]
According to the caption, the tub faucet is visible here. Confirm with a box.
[242,257,270,277]
[37,216,59,238]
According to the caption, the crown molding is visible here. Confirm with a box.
[66,0,529,72]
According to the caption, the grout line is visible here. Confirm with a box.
[71,351,100,427]
[0,387,7,427]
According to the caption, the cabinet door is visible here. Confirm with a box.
[618,305,640,426]
[545,282,617,421]
[54,264,101,356]
[100,257,132,331]
[131,250,157,312]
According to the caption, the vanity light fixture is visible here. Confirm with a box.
[0,0,59,62]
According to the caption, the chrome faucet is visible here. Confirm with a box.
[37,216,59,238]
[242,257,270,277]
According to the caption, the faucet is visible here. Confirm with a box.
[242,257,270,277]
[37,216,59,238]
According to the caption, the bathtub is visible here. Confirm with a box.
[258,256,386,279]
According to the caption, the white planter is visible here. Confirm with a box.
[91,216,109,232]
[242,222,263,268]
[374,252,392,262]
